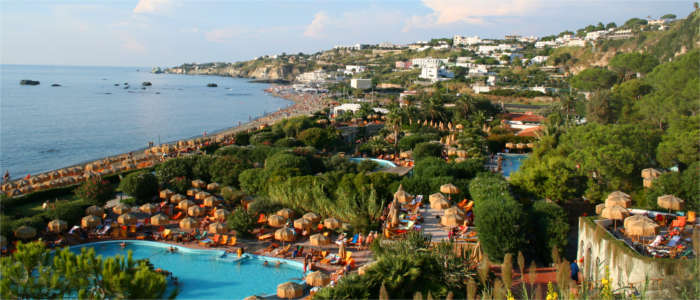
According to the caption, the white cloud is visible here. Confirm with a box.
[405,0,540,30]
[303,11,330,38]
[133,0,172,14]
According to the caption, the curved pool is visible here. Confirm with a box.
[349,157,397,169]
[498,153,529,178]
[70,240,304,299]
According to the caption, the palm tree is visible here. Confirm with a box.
[386,106,407,155]
[455,95,476,120]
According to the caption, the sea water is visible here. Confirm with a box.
[1,65,290,178]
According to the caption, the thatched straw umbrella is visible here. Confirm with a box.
[505,142,514,149]
[268,215,286,227]
[601,205,629,231]
[306,271,330,287]
[429,193,447,204]
[48,219,68,233]
[657,195,684,212]
[444,206,465,217]
[188,206,204,217]
[303,212,321,224]
[624,215,659,239]
[595,203,606,215]
[140,203,158,215]
[442,213,465,226]
[274,227,296,242]
[206,182,220,192]
[203,196,218,207]
[323,217,341,230]
[605,191,631,208]
[277,282,303,299]
[15,226,37,240]
[112,203,130,215]
[394,184,413,203]
[170,194,186,204]
[118,213,137,225]
[179,217,198,230]
[440,184,460,200]
[82,215,101,229]
[309,233,330,246]
[178,199,196,211]
[195,191,211,201]
[276,208,295,219]
[214,208,230,221]
[160,189,174,200]
[192,179,206,189]
[150,214,169,226]
[400,151,413,159]
[430,198,450,210]
[294,218,312,231]
[86,205,104,217]
[208,222,227,234]
[186,188,201,197]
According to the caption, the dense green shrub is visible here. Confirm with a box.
[297,127,340,150]
[199,142,221,154]
[412,142,443,161]
[264,152,311,174]
[356,160,379,173]
[227,207,255,237]
[155,157,193,185]
[474,196,527,262]
[167,176,189,194]
[119,171,158,205]
[209,156,251,187]
[74,178,114,205]
[192,156,215,182]
[398,133,439,151]
[238,168,271,196]
[530,201,569,263]
[233,131,250,145]
[274,137,303,147]
[250,131,279,146]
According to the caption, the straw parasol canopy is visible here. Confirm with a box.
[657,195,684,211]
[117,213,137,225]
[15,225,37,240]
[601,205,629,231]
[186,188,200,197]
[140,203,158,214]
[178,199,196,211]
[187,206,204,217]
[605,191,631,208]
[48,219,68,233]
[430,198,450,210]
[82,215,101,229]
[624,215,659,237]
[309,233,330,246]
[150,213,169,226]
[294,218,312,231]
[203,196,218,207]
[276,208,295,219]
[170,194,186,204]
[208,222,227,234]
[195,191,211,201]
[303,212,321,224]
[206,182,220,192]
[394,184,413,203]
[442,213,465,226]
[323,217,341,230]
[595,203,606,215]
[444,206,465,217]
[160,189,174,200]
[274,227,296,242]
[112,203,131,215]
[214,208,230,221]
[429,193,447,204]
[277,282,303,299]
[192,179,206,188]
[179,217,198,230]
[268,215,287,227]
[306,271,330,287]
[440,183,460,195]
[86,205,104,217]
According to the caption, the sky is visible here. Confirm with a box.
[0,0,694,67]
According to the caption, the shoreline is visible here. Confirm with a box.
[3,84,330,194]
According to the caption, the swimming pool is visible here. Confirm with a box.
[349,157,397,169]
[70,241,304,299]
[499,153,529,178]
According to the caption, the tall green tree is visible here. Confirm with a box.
[608,52,659,80]
[570,67,618,91]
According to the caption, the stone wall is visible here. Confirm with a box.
[576,217,695,298]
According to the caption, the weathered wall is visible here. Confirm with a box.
[576,217,694,298]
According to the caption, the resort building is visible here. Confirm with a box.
[411,57,447,69]
[453,35,483,46]
[295,70,329,83]
[344,65,367,75]
[419,66,454,83]
[395,61,413,69]
[607,29,635,40]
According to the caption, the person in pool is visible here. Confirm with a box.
[275,261,282,267]
[168,246,177,253]
[263,260,269,266]
[120,242,126,248]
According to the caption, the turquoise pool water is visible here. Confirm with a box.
[499,153,529,177]
[349,157,397,169]
[70,241,304,299]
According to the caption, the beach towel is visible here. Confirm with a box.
[667,236,681,247]
[97,224,111,235]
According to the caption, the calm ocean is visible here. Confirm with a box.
[0,65,291,179]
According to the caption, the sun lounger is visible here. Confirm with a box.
[228,236,237,246]
[97,224,111,235]
[212,234,221,244]
[172,211,183,220]
[219,235,228,245]
[258,233,273,240]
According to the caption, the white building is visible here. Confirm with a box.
[350,78,372,89]
[477,44,517,54]
[453,35,482,46]
[535,40,557,48]
[333,44,369,51]
[411,57,447,69]
[564,39,586,47]
[345,65,367,75]
[419,66,454,83]
[530,56,549,65]
[471,84,490,94]
[296,70,329,83]
[585,30,608,41]
[468,64,489,77]
[332,103,388,115]
[607,29,635,40]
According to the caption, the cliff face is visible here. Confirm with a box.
[164,62,308,81]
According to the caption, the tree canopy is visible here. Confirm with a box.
[570,67,618,91]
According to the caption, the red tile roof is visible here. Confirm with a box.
[516,126,543,137]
